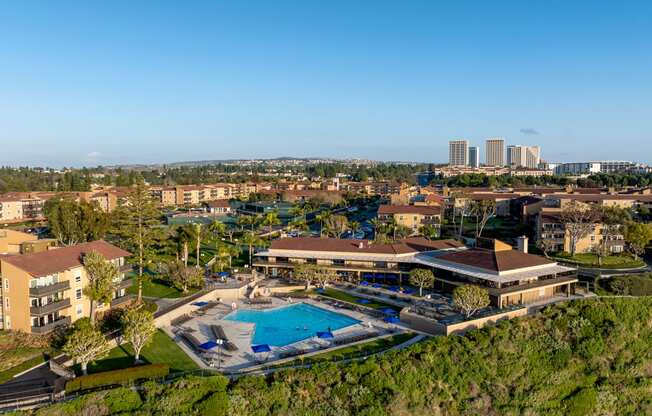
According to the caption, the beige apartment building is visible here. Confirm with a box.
[0,240,132,333]
[377,205,442,235]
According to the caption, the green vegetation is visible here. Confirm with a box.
[597,273,652,296]
[298,333,417,364]
[81,330,198,374]
[552,252,645,269]
[66,364,169,393]
[35,298,652,415]
[127,278,196,299]
[0,354,48,384]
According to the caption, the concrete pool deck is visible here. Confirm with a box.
[162,296,408,371]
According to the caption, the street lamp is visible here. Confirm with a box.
[215,338,224,369]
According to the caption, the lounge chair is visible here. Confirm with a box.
[210,325,239,351]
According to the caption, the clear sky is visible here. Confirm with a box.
[1,1,650,167]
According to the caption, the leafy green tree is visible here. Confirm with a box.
[83,251,119,324]
[44,198,109,246]
[63,318,110,375]
[418,224,439,239]
[121,307,156,364]
[561,201,597,257]
[409,268,435,296]
[110,181,162,302]
[453,285,490,318]
[625,222,652,259]
[164,259,204,293]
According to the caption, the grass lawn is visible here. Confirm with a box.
[552,253,645,269]
[82,330,198,375]
[128,278,198,299]
[313,288,402,312]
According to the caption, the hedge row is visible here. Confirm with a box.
[65,363,169,393]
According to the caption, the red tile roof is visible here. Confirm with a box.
[378,205,441,215]
[269,237,462,255]
[437,248,553,272]
[1,240,130,277]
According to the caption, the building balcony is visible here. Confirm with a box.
[119,264,133,273]
[253,260,411,273]
[111,294,136,308]
[29,281,71,297]
[30,298,71,316]
[115,278,134,290]
[31,316,71,334]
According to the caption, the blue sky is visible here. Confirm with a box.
[1,1,650,167]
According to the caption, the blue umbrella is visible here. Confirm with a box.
[360,281,370,286]
[315,288,325,293]
[199,341,218,350]
[381,307,397,315]
[356,299,371,304]
[384,316,400,324]
[316,331,334,339]
[402,288,415,295]
[217,271,230,277]
[192,301,209,307]
[372,283,382,288]
[252,344,271,353]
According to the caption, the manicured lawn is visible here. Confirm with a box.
[127,278,198,299]
[313,288,402,312]
[83,330,198,375]
[552,253,645,269]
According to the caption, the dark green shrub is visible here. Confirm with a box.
[195,390,229,416]
[66,363,169,393]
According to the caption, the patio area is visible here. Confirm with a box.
[162,296,406,371]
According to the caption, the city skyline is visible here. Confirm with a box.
[2,1,651,167]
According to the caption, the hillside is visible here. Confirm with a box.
[31,298,652,416]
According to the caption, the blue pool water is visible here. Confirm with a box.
[224,303,360,347]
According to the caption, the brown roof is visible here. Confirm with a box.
[549,194,652,202]
[437,248,553,272]
[269,237,462,255]
[468,193,520,201]
[378,205,441,215]
[1,240,130,277]
[206,199,231,208]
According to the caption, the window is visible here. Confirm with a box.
[76,305,83,316]
[75,274,82,284]
[76,289,82,300]
[5,316,10,330]
[3,279,8,291]
[4,298,9,310]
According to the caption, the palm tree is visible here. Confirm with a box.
[262,210,281,235]
[242,231,263,267]
[208,220,226,242]
[289,204,306,219]
[370,218,381,236]
[315,211,332,237]
[180,223,205,268]
[173,226,192,266]
[349,221,361,234]
[289,218,309,233]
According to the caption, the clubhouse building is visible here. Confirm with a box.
[253,237,578,308]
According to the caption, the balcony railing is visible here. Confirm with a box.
[253,260,411,273]
[31,316,71,334]
[29,281,70,297]
[30,298,71,316]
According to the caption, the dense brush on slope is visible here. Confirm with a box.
[30,298,652,416]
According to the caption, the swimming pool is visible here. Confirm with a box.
[224,303,360,347]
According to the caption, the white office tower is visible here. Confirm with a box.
[468,146,480,167]
[485,138,505,166]
[507,145,541,168]
[449,140,469,166]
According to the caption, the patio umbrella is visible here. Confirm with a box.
[371,283,382,288]
[252,344,272,353]
[192,301,209,307]
[217,271,230,277]
[384,316,400,324]
[360,281,370,286]
[381,307,397,315]
[316,331,334,339]
[356,299,371,304]
[199,340,218,350]
[315,288,325,293]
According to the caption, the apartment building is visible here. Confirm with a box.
[253,237,578,308]
[486,138,505,166]
[0,230,55,255]
[377,205,442,235]
[343,181,404,196]
[507,145,541,169]
[449,140,469,167]
[0,240,132,333]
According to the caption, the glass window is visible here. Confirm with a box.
[76,289,82,300]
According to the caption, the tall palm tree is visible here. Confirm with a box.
[262,210,281,235]
[180,223,205,268]
[208,219,226,241]
[370,218,381,236]
[242,231,263,267]
[316,211,332,237]
[174,226,192,266]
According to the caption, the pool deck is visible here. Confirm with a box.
[162,297,407,371]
